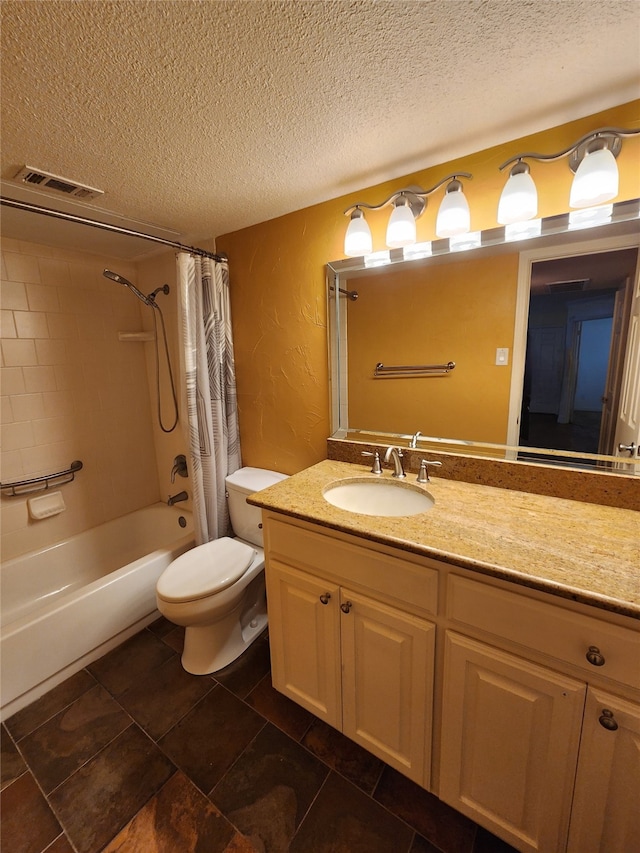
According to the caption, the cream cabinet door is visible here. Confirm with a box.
[265,560,342,727]
[340,589,435,787]
[568,687,640,853]
[440,632,586,853]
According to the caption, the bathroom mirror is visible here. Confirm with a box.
[327,199,640,474]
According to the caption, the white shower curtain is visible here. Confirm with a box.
[177,252,241,545]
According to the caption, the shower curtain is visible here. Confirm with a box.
[177,253,241,544]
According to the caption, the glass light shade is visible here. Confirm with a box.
[344,211,373,256]
[449,231,482,252]
[497,171,538,224]
[568,204,613,230]
[505,218,542,242]
[436,186,470,237]
[569,146,619,208]
[386,202,416,248]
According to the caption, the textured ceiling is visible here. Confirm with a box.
[1,0,639,249]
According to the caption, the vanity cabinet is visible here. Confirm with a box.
[442,573,640,853]
[261,510,639,853]
[263,516,437,786]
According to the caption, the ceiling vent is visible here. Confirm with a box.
[545,279,590,294]
[13,166,104,201]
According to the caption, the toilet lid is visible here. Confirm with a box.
[157,537,256,603]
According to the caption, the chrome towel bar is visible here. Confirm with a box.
[0,460,83,497]
[374,361,455,378]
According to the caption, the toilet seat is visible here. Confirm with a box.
[156,537,256,603]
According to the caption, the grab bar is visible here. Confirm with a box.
[374,361,455,378]
[0,460,83,497]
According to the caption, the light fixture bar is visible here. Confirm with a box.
[497,127,639,173]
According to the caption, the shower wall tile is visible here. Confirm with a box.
[26,282,61,313]
[0,279,29,310]
[0,239,161,561]
[14,310,49,339]
[3,252,41,283]
[1,310,17,338]
[2,338,38,366]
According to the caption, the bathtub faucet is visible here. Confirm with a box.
[167,491,188,506]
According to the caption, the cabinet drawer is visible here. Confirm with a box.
[447,575,640,690]
[265,517,438,615]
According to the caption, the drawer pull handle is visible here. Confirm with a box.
[586,645,606,667]
[319,593,331,605]
[341,601,353,614]
[599,709,619,731]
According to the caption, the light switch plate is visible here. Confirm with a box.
[496,347,509,365]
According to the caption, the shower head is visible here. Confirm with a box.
[103,269,153,306]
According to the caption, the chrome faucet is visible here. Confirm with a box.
[409,430,422,449]
[167,490,188,506]
[384,446,406,479]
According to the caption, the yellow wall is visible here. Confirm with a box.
[347,252,519,441]
[217,100,640,474]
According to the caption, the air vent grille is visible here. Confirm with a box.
[545,279,590,294]
[13,166,104,201]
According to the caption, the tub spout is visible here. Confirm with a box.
[167,491,188,506]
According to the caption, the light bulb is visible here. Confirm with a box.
[498,164,538,224]
[386,199,416,248]
[344,209,372,256]
[570,144,619,209]
[436,180,470,237]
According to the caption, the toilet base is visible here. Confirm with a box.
[180,590,268,675]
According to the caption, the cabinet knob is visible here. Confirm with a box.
[586,645,606,666]
[598,709,619,731]
[340,601,353,614]
[319,593,331,605]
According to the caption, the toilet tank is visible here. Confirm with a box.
[225,467,287,547]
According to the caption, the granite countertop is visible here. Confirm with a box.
[248,459,640,620]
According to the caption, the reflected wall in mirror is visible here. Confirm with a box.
[327,200,640,474]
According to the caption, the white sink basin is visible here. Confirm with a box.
[323,477,435,517]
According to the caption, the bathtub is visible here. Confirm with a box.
[0,503,194,720]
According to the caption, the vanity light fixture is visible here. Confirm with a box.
[343,172,473,257]
[497,126,640,225]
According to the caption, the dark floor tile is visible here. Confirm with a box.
[290,770,413,853]
[146,616,175,638]
[473,826,519,853]
[88,629,175,696]
[4,670,96,741]
[214,633,271,699]
[118,654,215,740]
[162,625,185,654]
[159,685,264,794]
[1,724,26,790]
[49,724,175,853]
[410,834,447,853]
[0,771,62,853]
[19,684,130,794]
[43,836,75,853]
[246,674,313,740]
[302,717,384,794]
[211,722,329,852]
[101,770,254,853]
[374,767,476,853]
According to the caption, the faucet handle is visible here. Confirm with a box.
[362,450,382,475]
[417,459,442,483]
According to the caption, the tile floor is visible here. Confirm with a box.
[1,619,518,853]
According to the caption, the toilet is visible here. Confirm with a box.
[156,467,287,675]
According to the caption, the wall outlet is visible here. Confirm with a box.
[496,347,509,366]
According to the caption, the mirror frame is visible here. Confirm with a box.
[327,198,640,474]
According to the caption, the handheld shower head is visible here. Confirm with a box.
[103,269,153,306]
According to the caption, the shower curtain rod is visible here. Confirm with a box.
[0,196,226,263]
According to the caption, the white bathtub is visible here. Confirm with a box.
[0,503,194,720]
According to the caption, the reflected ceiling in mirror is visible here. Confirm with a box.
[327,198,640,475]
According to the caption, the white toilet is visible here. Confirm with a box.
[156,467,287,675]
